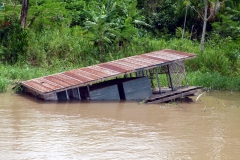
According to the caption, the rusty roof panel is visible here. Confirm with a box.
[107,62,134,72]
[63,71,92,83]
[99,63,128,73]
[44,76,74,88]
[141,55,168,62]
[70,69,100,80]
[21,49,196,94]
[164,49,196,57]
[108,61,135,71]
[23,80,52,93]
[114,59,144,69]
[33,78,63,90]
[90,66,120,75]
[148,52,185,61]
[124,57,152,67]
[81,67,110,78]
[160,50,188,59]
[128,56,162,66]
[53,74,83,85]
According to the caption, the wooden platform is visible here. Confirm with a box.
[146,86,202,104]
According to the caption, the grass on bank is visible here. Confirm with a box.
[0,36,239,93]
[187,71,240,91]
[0,63,75,93]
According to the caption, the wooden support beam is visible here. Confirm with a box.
[148,89,198,104]
[183,63,188,87]
[87,85,91,100]
[77,87,81,100]
[167,65,174,91]
[147,86,202,101]
[156,68,162,94]
[139,71,141,77]
[65,90,69,100]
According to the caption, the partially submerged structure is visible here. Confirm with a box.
[20,49,200,103]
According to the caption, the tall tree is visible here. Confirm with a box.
[20,0,29,28]
[182,0,191,39]
[200,0,222,52]
[200,0,209,52]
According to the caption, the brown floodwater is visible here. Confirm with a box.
[0,91,240,160]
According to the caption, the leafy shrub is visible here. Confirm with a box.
[187,71,240,91]
[0,77,9,93]
[0,15,28,64]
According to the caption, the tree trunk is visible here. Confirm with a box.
[20,0,29,29]
[182,6,188,39]
[200,0,208,52]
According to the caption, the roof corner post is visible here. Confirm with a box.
[77,87,81,100]
[65,90,70,101]
[87,85,91,100]
[156,68,162,94]
[167,65,174,91]
[183,63,188,87]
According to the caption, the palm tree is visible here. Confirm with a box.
[83,0,150,60]
[83,0,119,60]
[115,0,150,47]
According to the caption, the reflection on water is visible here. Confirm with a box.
[0,91,240,160]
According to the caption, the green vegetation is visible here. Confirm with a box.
[188,71,240,91]
[0,0,239,92]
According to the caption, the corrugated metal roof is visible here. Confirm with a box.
[21,49,196,94]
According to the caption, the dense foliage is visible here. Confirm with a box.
[0,0,239,92]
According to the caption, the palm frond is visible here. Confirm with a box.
[103,36,112,43]
[133,20,151,27]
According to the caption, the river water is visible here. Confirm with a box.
[0,91,240,160]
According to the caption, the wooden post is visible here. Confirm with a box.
[167,65,174,91]
[183,64,188,87]
[136,72,139,77]
[145,70,147,77]
[77,88,81,100]
[156,68,162,94]
[65,90,69,100]
[139,71,142,77]
[87,85,91,100]
[20,0,29,28]
[146,70,149,76]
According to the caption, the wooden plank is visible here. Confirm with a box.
[148,86,201,100]
[156,70,162,94]
[122,77,152,100]
[89,85,120,100]
[148,88,200,103]
[148,89,199,104]
[167,65,174,91]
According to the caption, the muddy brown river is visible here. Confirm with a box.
[0,91,240,160]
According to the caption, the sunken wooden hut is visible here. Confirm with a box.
[20,49,199,102]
